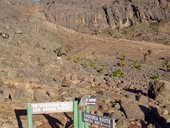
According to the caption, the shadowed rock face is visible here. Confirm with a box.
[43,0,170,33]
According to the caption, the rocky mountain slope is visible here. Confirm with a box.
[44,0,170,31]
[43,0,170,44]
[0,0,170,128]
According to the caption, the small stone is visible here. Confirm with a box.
[78,81,91,89]
[90,105,99,113]
[102,104,108,111]
[34,89,50,102]
[2,33,10,39]
[34,121,43,127]
[129,121,141,128]
[0,81,11,99]
[97,95,111,104]
[114,103,121,110]
[15,30,23,34]
[162,109,169,115]
[76,86,90,95]
[106,77,117,88]
[46,90,56,98]
[5,25,10,29]
[94,75,104,85]
[7,70,18,79]
[70,74,78,84]
[110,109,124,120]
[63,96,73,101]
[0,121,14,128]
[12,89,32,103]
[116,119,130,128]
[147,124,155,128]
[69,88,80,98]
[166,104,170,114]
[96,111,103,116]
[0,95,4,102]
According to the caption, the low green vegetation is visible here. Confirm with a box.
[81,63,88,68]
[161,57,170,72]
[117,60,126,67]
[69,56,106,74]
[132,61,142,70]
[97,67,104,73]
[150,75,160,81]
[112,69,125,77]
[163,65,170,72]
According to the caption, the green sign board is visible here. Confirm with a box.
[27,99,91,128]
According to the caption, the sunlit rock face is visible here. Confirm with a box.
[43,0,170,33]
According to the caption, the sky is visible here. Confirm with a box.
[32,0,41,3]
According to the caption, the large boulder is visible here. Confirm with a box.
[148,81,170,105]
[121,101,145,121]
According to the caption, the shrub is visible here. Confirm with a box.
[117,60,126,67]
[150,75,160,81]
[112,69,125,77]
[97,67,104,73]
[163,65,170,72]
[81,63,88,68]
[132,61,142,70]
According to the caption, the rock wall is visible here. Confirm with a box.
[43,0,170,33]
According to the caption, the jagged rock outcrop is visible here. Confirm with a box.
[43,0,170,33]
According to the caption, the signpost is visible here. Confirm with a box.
[85,98,96,105]
[31,101,73,114]
[80,97,96,107]
[27,96,115,128]
[82,112,115,128]
[78,96,93,128]
[27,101,75,128]
[27,97,92,128]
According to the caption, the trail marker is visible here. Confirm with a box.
[27,101,76,128]
[27,97,116,128]
[80,97,96,107]
[31,101,73,114]
[82,112,115,128]
[27,97,92,128]
[85,98,96,105]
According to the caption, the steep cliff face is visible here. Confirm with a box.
[43,0,112,33]
[43,0,170,33]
